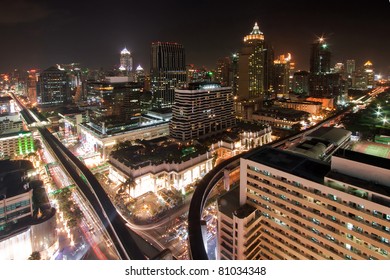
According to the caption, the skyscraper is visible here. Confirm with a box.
[346,60,356,76]
[308,37,343,99]
[272,54,292,97]
[150,42,187,108]
[310,37,331,74]
[36,66,71,106]
[292,71,310,96]
[238,22,266,100]
[120,47,133,73]
[363,61,375,89]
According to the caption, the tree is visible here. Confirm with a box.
[124,177,136,197]
[28,251,41,260]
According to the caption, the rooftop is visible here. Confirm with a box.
[234,203,257,219]
[218,187,240,219]
[0,160,34,198]
[110,140,208,168]
[334,149,390,170]
[307,127,352,146]
[246,147,330,184]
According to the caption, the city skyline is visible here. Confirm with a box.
[0,0,389,74]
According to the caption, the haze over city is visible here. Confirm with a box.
[1,0,389,73]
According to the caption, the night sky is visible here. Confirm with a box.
[1,0,389,74]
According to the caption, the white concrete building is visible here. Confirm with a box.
[217,147,390,260]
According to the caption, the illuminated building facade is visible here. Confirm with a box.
[0,130,35,158]
[0,160,57,260]
[120,47,133,73]
[363,61,375,89]
[273,54,292,97]
[0,116,23,133]
[217,187,262,260]
[236,23,274,120]
[109,145,213,198]
[252,107,309,130]
[135,65,146,85]
[0,96,16,115]
[86,79,146,121]
[170,82,236,141]
[273,99,322,115]
[150,42,187,108]
[27,69,39,105]
[238,22,266,101]
[219,147,390,260]
[36,66,71,106]
[79,113,170,159]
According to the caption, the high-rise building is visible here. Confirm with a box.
[135,65,145,85]
[120,47,133,73]
[27,69,39,105]
[218,147,390,260]
[308,37,344,99]
[150,42,187,108]
[238,22,266,101]
[36,66,71,106]
[235,22,275,120]
[216,57,231,87]
[363,61,375,89]
[310,37,331,74]
[86,78,145,121]
[346,60,355,76]
[292,71,310,96]
[169,82,236,141]
[309,72,343,98]
[272,54,292,97]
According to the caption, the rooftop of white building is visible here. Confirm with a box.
[246,147,331,184]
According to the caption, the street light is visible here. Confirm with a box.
[383,116,388,126]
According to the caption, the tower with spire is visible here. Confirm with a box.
[236,22,273,120]
[120,47,133,73]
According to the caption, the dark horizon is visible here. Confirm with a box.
[1,0,389,74]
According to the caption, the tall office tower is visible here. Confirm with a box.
[363,61,375,89]
[308,37,342,98]
[346,60,355,76]
[169,82,236,141]
[310,37,331,74]
[150,42,187,108]
[272,54,292,97]
[27,69,38,104]
[120,47,133,73]
[216,57,231,87]
[217,146,390,260]
[235,22,273,120]
[231,53,239,95]
[238,22,266,100]
[36,66,71,106]
[135,65,146,85]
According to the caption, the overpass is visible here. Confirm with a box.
[187,107,352,260]
[11,92,146,260]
